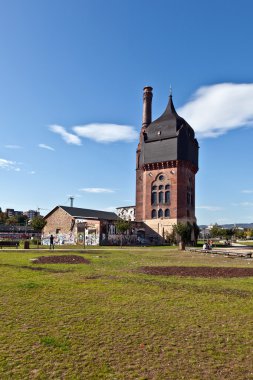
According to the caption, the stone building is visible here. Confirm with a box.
[42,206,120,245]
[135,87,199,241]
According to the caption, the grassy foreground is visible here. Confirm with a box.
[0,248,253,379]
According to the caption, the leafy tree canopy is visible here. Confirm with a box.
[115,219,131,234]
[30,216,47,232]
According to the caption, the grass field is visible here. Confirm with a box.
[0,247,253,379]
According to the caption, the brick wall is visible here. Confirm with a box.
[43,207,74,235]
[136,161,197,235]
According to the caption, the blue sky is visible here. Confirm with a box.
[1,0,253,225]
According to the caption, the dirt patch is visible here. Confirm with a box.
[33,255,90,264]
[139,266,253,278]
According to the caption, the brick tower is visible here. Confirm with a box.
[135,87,199,240]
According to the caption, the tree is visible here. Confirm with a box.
[6,216,18,226]
[30,216,47,247]
[209,224,223,239]
[192,222,200,246]
[173,222,193,250]
[233,228,244,240]
[115,219,131,247]
[0,212,7,224]
[16,214,28,226]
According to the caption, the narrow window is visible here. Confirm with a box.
[158,209,163,218]
[165,191,170,204]
[165,209,170,218]
[159,191,164,204]
[151,192,157,205]
[152,209,157,219]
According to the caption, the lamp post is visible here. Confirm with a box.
[83,222,86,249]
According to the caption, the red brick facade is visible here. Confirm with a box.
[135,87,198,238]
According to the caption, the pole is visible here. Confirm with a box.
[83,222,86,249]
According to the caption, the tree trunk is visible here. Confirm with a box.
[179,241,185,250]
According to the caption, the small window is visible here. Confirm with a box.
[158,209,163,218]
[165,209,170,218]
[159,191,164,204]
[152,185,157,191]
[158,174,165,181]
[165,184,170,190]
[151,192,157,205]
[165,191,170,204]
[159,185,164,190]
[152,209,157,219]
[56,228,61,234]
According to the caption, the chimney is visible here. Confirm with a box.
[142,86,153,129]
[69,196,74,207]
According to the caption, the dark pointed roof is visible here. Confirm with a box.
[144,95,195,142]
[140,92,199,169]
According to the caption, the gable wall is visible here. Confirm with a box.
[43,207,74,235]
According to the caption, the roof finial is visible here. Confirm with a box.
[169,84,172,96]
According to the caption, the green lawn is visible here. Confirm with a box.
[0,248,253,379]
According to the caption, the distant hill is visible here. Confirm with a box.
[200,223,253,229]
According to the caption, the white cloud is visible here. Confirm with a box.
[38,143,55,151]
[29,171,36,175]
[0,158,20,171]
[73,123,138,143]
[79,188,115,193]
[232,202,253,207]
[178,83,253,138]
[196,205,223,211]
[49,125,82,145]
[242,190,253,194]
[4,145,22,149]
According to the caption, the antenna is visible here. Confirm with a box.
[68,196,74,207]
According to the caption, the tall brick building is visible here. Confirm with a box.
[135,87,199,240]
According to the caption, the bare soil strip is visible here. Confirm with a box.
[139,266,253,277]
[33,255,90,264]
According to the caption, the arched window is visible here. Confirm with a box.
[165,184,170,190]
[165,191,170,204]
[165,209,170,218]
[152,185,157,191]
[159,191,164,204]
[151,191,157,205]
[158,209,163,218]
[159,185,164,190]
[151,209,157,219]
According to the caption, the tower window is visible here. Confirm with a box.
[158,209,163,218]
[165,209,170,218]
[151,192,157,205]
[159,185,164,190]
[165,184,170,190]
[152,185,157,191]
[158,175,165,181]
[151,209,157,219]
[159,191,164,204]
[165,191,170,204]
